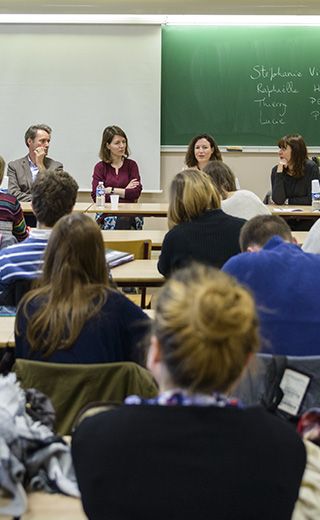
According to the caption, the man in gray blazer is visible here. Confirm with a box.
[7,124,63,202]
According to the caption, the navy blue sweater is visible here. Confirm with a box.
[15,290,149,364]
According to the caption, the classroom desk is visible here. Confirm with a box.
[0,316,15,346]
[88,202,168,217]
[20,202,94,214]
[102,229,166,250]
[111,259,164,287]
[0,492,86,520]
[269,205,320,218]
[292,231,308,245]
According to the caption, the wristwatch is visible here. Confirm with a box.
[111,187,115,194]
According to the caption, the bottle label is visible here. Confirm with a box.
[312,192,320,210]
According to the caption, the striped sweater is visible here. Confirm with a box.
[0,192,28,242]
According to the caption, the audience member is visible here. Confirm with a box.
[203,160,271,220]
[15,213,149,364]
[185,133,222,170]
[158,169,245,277]
[7,124,63,202]
[0,170,78,304]
[223,215,320,355]
[0,155,28,247]
[72,263,306,520]
[91,125,143,230]
[302,218,320,254]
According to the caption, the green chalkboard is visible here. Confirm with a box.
[161,26,320,146]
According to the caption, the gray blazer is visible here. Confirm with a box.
[7,155,63,202]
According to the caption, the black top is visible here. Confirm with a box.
[158,209,246,277]
[72,404,306,520]
[271,159,320,205]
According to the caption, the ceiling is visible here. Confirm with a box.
[0,0,319,16]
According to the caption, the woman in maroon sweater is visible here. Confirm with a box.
[91,125,143,230]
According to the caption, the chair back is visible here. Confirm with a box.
[232,353,320,417]
[105,239,152,259]
[14,359,158,435]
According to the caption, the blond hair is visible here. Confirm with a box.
[153,264,259,393]
[168,169,221,229]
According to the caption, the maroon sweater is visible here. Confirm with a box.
[91,158,142,203]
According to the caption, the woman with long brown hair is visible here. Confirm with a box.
[15,213,149,363]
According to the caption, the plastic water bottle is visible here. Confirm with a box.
[312,179,320,210]
[96,181,105,209]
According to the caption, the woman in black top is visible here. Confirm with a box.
[157,168,246,277]
[72,264,306,520]
[271,134,320,205]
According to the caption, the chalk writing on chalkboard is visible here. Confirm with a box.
[161,26,320,145]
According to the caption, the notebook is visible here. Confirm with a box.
[105,249,134,268]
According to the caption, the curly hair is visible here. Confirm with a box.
[31,170,78,226]
[185,133,222,167]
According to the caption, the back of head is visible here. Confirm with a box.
[168,169,221,228]
[240,215,292,252]
[154,263,259,393]
[43,213,109,288]
[31,170,78,227]
[203,161,237,199]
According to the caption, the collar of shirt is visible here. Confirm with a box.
[125,388,242,408]
[28,156,39,183]
[29,228,52,240]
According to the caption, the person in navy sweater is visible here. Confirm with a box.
[15,213,149,364]
[223,214,320,356]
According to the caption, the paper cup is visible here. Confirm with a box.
[110,194,119,209]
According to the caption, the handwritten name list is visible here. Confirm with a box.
[249,65,320,126]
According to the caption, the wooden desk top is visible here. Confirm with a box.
[88,202,168,217]
[269,205,319,217]
[20,202,94,214]
[0,316,15,347]
[292,231,308,245]
[0,492,86,520]
[112,259,163,286]
[101,229,166,249]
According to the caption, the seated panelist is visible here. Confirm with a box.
[91,125,143,230]
[7,124,63,203]
[185,133,222,170]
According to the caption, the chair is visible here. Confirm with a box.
[232,353,320,417]
[14,359,158,435]
[106,240,152,308]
